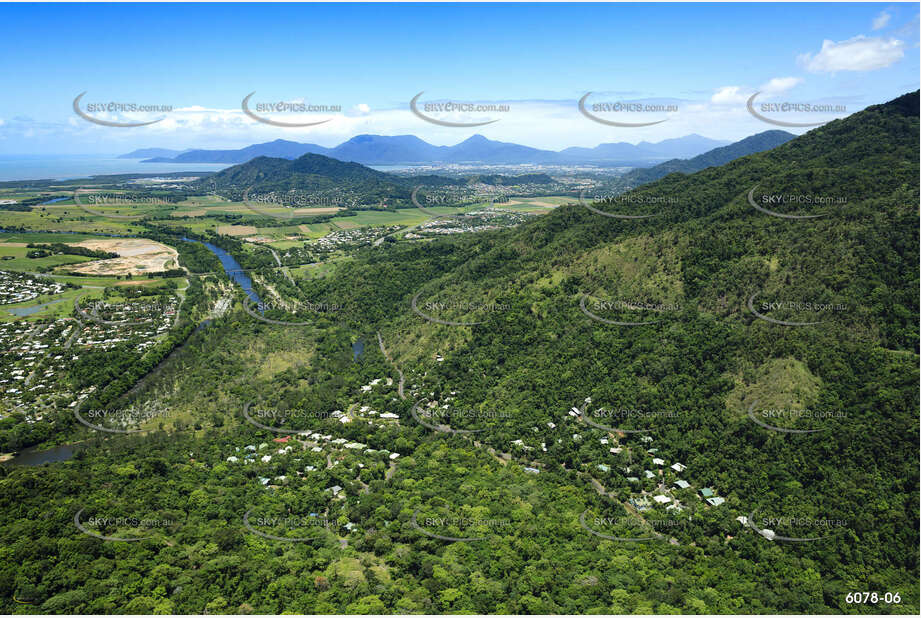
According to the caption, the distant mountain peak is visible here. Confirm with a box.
[461,134,491,143]
[130,132,734,166]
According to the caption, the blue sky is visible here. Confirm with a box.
[0,2,917,154]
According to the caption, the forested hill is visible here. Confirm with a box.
[198,151,551,203]
[200,152,418,193]
[285,90,918,607]
[0,92,915,615]
[317,90,919,348]
[620,129,796,187]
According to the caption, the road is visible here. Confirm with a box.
[268,248,296,285]
[377,331,405,400]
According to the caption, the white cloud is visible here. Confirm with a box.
[711,86,748,104]
[872,11,891,30]
[711,78,802,106]
[760,76,803,94]
[798,35,905,72]
[354,103,371,114]
[5,94,838,153]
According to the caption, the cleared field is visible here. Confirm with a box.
[0,207,143,235]
[0,244,94,271]
[171,209,206,217]
[68,238,180,276]
[0,232,108,244]
[266,240,304,250]
[292,207,342,215]
[217,225,258,236]
[298,223,332,238]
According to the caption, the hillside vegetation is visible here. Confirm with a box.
[0,92,917,614]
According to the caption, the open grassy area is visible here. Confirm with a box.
[0,243,95,272]
[0,274,177,323]
[0,285,103,323]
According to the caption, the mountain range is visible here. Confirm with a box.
[127,134,731,166]
[617,130,795,187]
[117,148,191,159]
[196,128,804,207]
[286,91,918,607]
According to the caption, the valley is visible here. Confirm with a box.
[0,76,917,615]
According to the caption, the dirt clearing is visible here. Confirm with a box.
[217,225,258,236]
[68,238,179,276]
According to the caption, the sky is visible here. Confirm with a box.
[0,2,918,155]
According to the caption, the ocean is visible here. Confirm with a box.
[0,155,231,182]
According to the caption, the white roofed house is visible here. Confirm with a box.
[671,462,687,472]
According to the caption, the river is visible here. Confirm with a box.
[181,237,261,304]
[3,443,77,466]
